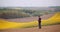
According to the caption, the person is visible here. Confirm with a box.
[38,15,41,29]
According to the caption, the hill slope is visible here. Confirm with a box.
[0,12,60,29]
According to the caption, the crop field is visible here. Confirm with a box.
[0,12,60,29]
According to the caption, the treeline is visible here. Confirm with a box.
[0,8,53,19]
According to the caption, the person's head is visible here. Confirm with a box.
[38,15,41,18]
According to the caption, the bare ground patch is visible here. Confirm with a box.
[0,24,60,32]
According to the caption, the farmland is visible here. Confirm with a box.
[0,12,60,29]
[0,7,60,32]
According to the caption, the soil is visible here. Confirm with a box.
[0,24,60,32]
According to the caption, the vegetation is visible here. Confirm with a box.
[0,12,60,29]
[0,8,51,19]
[50,6,60,12]
[0,6,60,19]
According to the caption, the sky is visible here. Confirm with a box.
[0,0,60,7]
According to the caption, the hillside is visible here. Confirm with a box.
[0,12,60,29]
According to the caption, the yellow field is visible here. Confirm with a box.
[0,12,60,29]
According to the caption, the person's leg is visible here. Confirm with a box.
[39,22,41,29]
[38,21,41,29]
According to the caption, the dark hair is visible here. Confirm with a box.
[38,15,41,17]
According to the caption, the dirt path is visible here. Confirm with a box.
[0,24,60,32]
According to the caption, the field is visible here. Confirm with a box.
[0,24,60,32]
[0,12,60,29]
[0,6,60,32]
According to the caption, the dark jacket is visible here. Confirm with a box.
[38,18,41,23]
